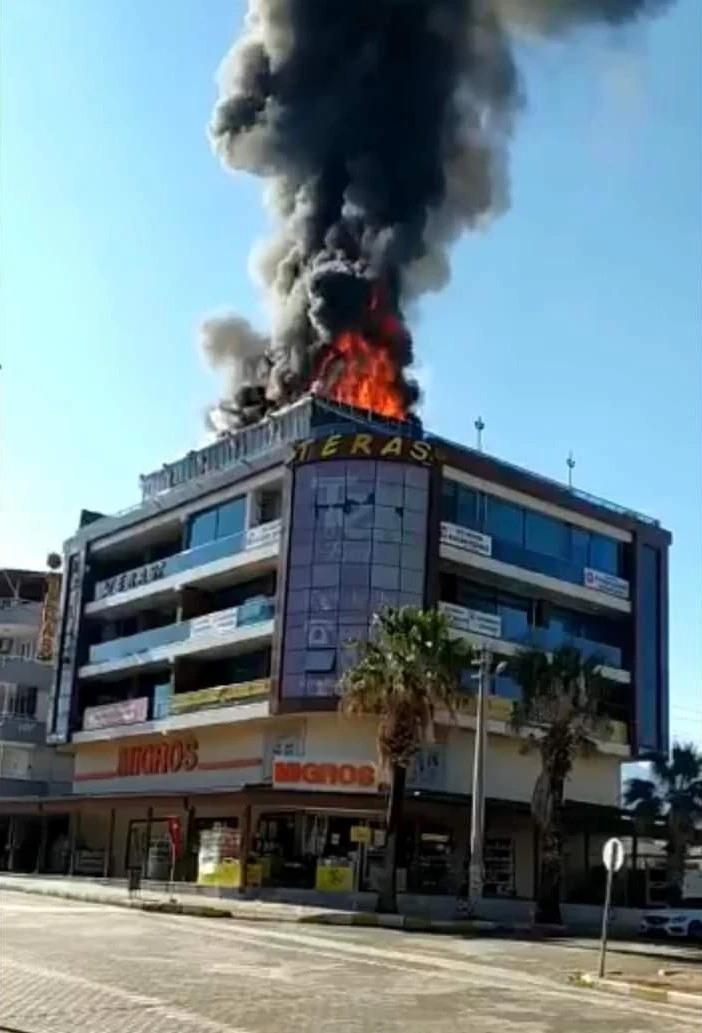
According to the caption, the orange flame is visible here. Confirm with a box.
[314,286,408,421]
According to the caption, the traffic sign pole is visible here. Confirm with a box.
[599,837,625,979]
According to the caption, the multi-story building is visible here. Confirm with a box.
[43,398,670,899]
[0,567,72,871]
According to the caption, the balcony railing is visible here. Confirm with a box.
[0,715,46,745]
[0,599,42,627]
[440,601,624,670]
[87,597,275,665]
[93,520,282,603]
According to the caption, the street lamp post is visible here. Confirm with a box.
[463,648,507,917]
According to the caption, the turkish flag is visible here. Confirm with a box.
[166,817,181,858]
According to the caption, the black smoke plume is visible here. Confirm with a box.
[204,0,672,431]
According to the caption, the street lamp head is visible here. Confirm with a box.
[495,660,508,675]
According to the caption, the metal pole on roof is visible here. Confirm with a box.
[474,417,485,452]
[567,451,576,489]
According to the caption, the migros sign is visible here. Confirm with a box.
[273,759,377,792]
[291,433,433,467]
[117,736,198,777]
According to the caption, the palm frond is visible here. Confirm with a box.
[338,605,475,768]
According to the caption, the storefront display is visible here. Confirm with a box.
[197,822,241,887]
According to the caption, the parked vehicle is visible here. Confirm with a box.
[640,908,702,941]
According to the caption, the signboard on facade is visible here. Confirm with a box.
[272,759,377,792]
[117,736,198,777]
[83,696,149,732]
[291,433,434,467]
[583,568,629,600]
[439,602,502,639]
[94,560,168,602]
[440,521,492,558]
[245,520,282,551]
[189,607,239,639]
[169,679,269,715]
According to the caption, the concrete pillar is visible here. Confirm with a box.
[238,803,252,895]
[67,811,80,876]
[6,816,17,872]
[143,806,153,877]
[103,808,116,878]
[35,813,48,874]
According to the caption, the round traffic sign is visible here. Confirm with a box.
[602,837,626,873]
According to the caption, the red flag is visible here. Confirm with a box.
[166,816,181,858]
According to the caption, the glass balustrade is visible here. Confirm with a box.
[442,603,623,670]
[87,598,276,664]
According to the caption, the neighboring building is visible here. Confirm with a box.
[40,397,670,899]
[0,567,72,871]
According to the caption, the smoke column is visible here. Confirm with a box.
[204,0,671,431]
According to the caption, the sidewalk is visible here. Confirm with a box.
[0,875,503,933]
[0,873,507,934]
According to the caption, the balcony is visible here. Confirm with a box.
[439,601,628,682]
[0,599,41,631]
[79,597,275,679]
[86,520,282,616]
[0,715,46,746]
[440,522,631,612]
[75,678,270,743]
[0,656,53,691]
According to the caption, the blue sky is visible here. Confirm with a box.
[1,1,699,744]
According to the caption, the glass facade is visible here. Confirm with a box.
[636,545,661,751]
[443,575,626,669]
[187,496,246,549]
[280,459,430,699]
[442,480,626,584]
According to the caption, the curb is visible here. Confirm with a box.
[0,880,501,934]
[569,972,702,1010]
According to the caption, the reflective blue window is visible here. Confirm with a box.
[484,497,523,544]
[590,533,621,576]
[570,527,590,568]
[525,512,567,559]
[188,509,217,549]
[187,496,245,549]
[456,486,479,528]
[217,498,245,539]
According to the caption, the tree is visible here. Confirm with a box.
[624,743,702,904]
[507,645,609,925]
[339,605,474,913]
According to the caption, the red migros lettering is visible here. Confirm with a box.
[117,737,199,778]
[273,759,376,790]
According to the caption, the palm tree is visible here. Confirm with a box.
[339,605,474,913]
[507,644,609,925]
[624,743,702,904]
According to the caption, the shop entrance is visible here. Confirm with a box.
[254,811,385,893]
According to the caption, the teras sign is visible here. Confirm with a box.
[291,433,433,467]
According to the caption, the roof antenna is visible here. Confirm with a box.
[567,451,576,489]
[474,416,485,452]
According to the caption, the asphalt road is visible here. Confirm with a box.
[1,895,699,1033]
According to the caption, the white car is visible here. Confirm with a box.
[640,908,702,941]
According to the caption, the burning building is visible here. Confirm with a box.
[39,395,670,899]
[202,0,672,431]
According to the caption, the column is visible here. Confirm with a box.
[35,813,48,874]
[6,816,17,872]
[103,808,116,878]
[67,810,80,876]
[238,803,252,895]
